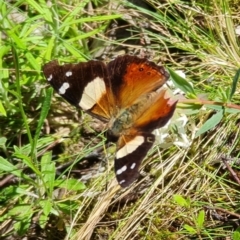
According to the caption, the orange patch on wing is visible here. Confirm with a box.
[119,62,168,108]
[134,89,177,128]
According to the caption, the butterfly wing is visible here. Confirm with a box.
[107,55,169,109]
[114,90,177,187]
[134,89,177,131]
[43,56,169,121]
[43,60,115,121]
[114,132,155,187]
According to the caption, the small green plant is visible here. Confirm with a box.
[173,195,206,238]
[233,227,240,240]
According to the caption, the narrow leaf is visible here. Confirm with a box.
[13,153,41,175]
[183,224,197,234]
[41,152,55,194]
[195,110,224,138]
[196,210,205,228]
[0,157,27,178]
[0,101,6,116]
[55,178,86,191]
[229,68,240,101]
[61,15,122,28]
[168,68,196,95]
[32,87,52,153]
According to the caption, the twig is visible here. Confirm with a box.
[221,156,240,186]
[206,205,240,219]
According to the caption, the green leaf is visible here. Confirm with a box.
[27,0,52,23]
[196,210,205,229]
[7,30,26,49]
[0,137,7,148]
[178,103,202,115]
[195,110,224,138]
[14,219,32,236]
[39,199,53,217]
[57,200,79,213]
[183,224,197,234]
[0,101,6,116]
[13,152,41,176]
[54,178,86,191]
[233,227,240,240]
[44,36,56,60]
[25,52,39,70]
[34,87,52,142]
[217,86,229,102]
[0,157,25,178]
[229,68,240,101]
[39,213,49,229]
[41,152,55,195]
[8,204,33,221]
[0,186,35,204]
[61,14,122,28]
[173,195,189,207]
[168,68,196,95]
[14,186,39,198]
[32,87,52,155]
[0,185,39,204]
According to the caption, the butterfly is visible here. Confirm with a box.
[43,55,177,187]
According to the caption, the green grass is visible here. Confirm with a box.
[1,0,240,239]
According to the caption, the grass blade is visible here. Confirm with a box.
[229,68,240,101]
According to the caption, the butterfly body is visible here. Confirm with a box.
[43,55,177,187]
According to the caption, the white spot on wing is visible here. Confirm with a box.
[79,77,106,110]
[130,163,136,169]
[59,82,70,94]
[47,74,53,81]
[116,165,127,175]
[116,136,144,159]
[66,71,72,77]
[119,180,126,185]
